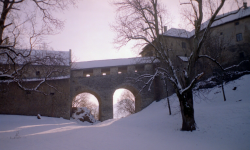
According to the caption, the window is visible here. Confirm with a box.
[36,71,40,76]
[239,52,245,58]
[182,42,186,48]
[235,21,239,25]
[236,33,243,42]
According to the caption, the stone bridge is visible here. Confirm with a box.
[70,58,168,121]
[0,57,172,120]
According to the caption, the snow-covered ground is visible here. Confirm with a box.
[1,75,250,150]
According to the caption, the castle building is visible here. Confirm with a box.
[140,3,250,78]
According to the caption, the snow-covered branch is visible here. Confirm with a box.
[180,72,204,94]
[135,71,158,93]
[199,55,249,71]
[17,79,47,95]
[224,60,249,71]
[168,59,182,90]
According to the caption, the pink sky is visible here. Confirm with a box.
[47,0,181,62]
[46,0,243,62]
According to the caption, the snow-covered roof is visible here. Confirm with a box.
[164,7,250,38]
[198,7,250,33]
[0,75,70,83]
[73,57,154,70]
[0,49,71,66]
[164,28,192,38]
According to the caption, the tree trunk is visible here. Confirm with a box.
[221,74,226,101]
[165,79,171,115]
[167,97,171,115]
[178,90,196,131]
[0,1,14,45]
[221,82,226,101]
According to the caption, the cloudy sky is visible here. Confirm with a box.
[47,0,181,62]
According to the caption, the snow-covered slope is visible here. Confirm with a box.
[1,75,250,150]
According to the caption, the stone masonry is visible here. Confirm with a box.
[70,62,171,121]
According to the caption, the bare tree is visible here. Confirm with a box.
[72,93,99,120]
[73,93,90,107]
[112,0,246,131]
[0,49,70,94]
[0,0,76,93]
[115,90,135,118]
[91,107,99,120]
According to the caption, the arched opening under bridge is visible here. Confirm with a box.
[113,85,141,119]
[72,92,99,120]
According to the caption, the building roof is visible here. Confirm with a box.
[72,57,155,70]
[164,7,250,38]
[164,28,192,38]
[0,49,71,66]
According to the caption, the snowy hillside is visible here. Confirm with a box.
[1,75,250,150]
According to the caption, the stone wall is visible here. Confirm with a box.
[0,79,71,119]
[70,63,169,121]
[197,17,250,79]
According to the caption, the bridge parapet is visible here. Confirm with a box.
[71,63,154,78]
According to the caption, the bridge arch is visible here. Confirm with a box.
[113,83,142,113]
[71,85,102,120]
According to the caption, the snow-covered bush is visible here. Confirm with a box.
[72,107,97,123]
